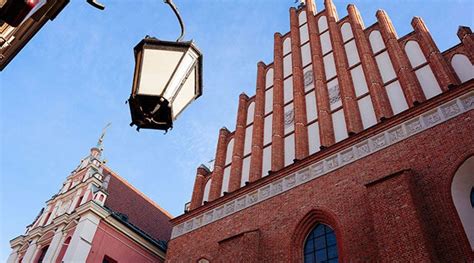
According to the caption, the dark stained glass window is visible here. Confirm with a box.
[304,224,338,263]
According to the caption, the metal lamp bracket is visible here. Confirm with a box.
[86,0,185,42]
[87,0,105,10]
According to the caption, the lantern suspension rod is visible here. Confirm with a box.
[87,0,105,10]
[164,0,186,42]
[86,0,186,42]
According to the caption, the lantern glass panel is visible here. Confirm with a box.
[172,67,197,119]
[137,48,184,96]
[163,48,198,101]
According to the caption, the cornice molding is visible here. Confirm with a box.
[10,235,26,248]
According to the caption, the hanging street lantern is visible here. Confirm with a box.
[2,0,202,131]
[126,0,203,132]
[128,37,203,132]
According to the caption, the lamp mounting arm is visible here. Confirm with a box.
[86,0,186,42]
[87,0,105,10]
[164,0,186,42]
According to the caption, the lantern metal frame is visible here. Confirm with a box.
[128,37,203,132]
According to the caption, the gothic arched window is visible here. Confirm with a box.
[451,156,474,249]
[304,223,338,263]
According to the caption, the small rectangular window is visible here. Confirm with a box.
[103,255,118,263]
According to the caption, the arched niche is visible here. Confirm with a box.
[247,101,255,125]
[318,16,328,32]
[341,23,353,42]
[202,178,212,204]
[369,30,385,54]
[405,40,427,68]
[451,54,474,82]
[225,138,234,165]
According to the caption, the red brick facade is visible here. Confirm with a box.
[167,85,473,262]
[166,0,474,261]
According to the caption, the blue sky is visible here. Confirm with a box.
[0,0,472,260]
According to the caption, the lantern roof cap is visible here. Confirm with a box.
[133,36,202,57]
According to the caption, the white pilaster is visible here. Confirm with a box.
[41,225,66,263]
[21,237,38,263]
[83,167,92,182]
[67,189,83,214]
[80,185,92,205]
[37,205,52,227]
[6,245,20,263]
[61,180,71,194]
[47,201,62,225]
[62,212,100,262]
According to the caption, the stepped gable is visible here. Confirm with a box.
[185,0,473,211]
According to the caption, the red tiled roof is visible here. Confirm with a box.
[103,166,173,242]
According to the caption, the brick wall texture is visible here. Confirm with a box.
[167,108,473,262]
[166,0,474,261]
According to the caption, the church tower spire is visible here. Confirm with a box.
[91,123,111,158]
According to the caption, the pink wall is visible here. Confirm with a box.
[86,221,164,263]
